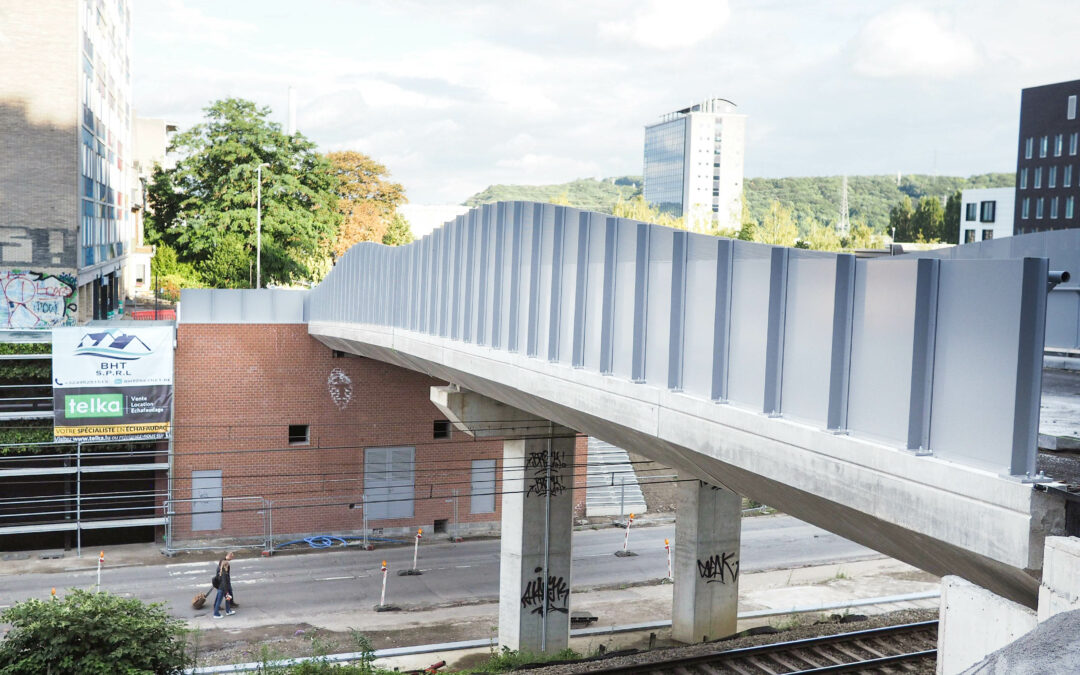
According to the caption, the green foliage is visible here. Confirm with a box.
[889,196,916,242]
[744,173,1013,234]
[195,232,251,289]
[0,589,192,674]
[465,177,642,213]
[381,212,414,247]
[0,343,50,355]
[465,646,581,673]
[146,98,341,288]
[911,195,946,242]
[611,195,684,229]
[756,201,799,247]
[464,173,1012,239]
[943,190,962,245]
[0,421,54,453]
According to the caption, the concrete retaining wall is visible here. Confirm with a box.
[1038,536,1080,621]
[936,576,1037,675]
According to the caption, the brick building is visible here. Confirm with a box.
[171,289,588,546]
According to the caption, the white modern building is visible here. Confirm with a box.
[959,187,1015,243]
[643,98,746,232]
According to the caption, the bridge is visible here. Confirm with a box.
[297,201,1072,653]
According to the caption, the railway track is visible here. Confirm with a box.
[585,620,938,674]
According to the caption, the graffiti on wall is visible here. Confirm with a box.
[520,567,570,615]
[0,270,76,328]
[525,449,568,498]
[697,552,740,584]
[328,368,353,410]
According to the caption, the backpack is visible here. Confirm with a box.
[212,573,221,589]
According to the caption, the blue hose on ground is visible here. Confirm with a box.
[274,534,408,549]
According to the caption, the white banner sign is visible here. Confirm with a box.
[52,326,174,389]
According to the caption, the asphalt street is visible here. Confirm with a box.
[0,515,878,619]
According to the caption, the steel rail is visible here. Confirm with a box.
[583,620,938,674]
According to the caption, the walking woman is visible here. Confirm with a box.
[212,551,236,618]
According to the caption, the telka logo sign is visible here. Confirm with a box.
[66,394,123,418]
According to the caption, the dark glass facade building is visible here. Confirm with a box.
[1014,79,1080,234]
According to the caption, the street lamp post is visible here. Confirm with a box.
[255,163,269,288]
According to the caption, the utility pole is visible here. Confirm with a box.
[837,175,850,236]
[255,163,269,288]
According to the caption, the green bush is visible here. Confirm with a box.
[0,589,193,674]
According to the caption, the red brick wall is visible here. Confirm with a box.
[172,323,587,542]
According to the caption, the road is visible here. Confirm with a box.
[0,515,878,620]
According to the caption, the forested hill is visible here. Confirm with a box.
[463,173,1015,232]
[464,177,642,213]
[744,173,1014,231]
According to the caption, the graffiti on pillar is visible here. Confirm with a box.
[520,567,570,614]
[0,270,77,328]
[327,368,353,410]
[525,449,567,498]
[697,552,740,584]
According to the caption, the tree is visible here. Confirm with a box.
[0,589,193,674]
[889,196,915,242]
[943,190,962,244]
[801,222,842,251]
[611,195,684,229]
[912,195,945,242]
[382,212,415,246]
[146,98,340,287]
[327,151,406,258]
[756,200,799,247]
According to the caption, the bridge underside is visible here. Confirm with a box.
[311,321,1063,608]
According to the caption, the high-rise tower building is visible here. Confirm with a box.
[0,0,137,326]
[643,98,746,232]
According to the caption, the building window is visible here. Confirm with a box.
[1049,166,1057,188]
[979,201,995,222]
[1067,196,1075,219]
[1036,197,1045,219]
[982,229,994,241]
[433,419,451,439]
[1035,167,1043,188]
[965,203,977,221]
[964,229,976,243]
[1022,198,1030,219]
[288,424,310,445]
[1071,132,1078,156]
[1055,134,1064,157]
[1051,197,1059,219]
[470,459,496,514]
[1066,165,1074,188]
[1025,137,1034,159]
[364,446,415,519]
[1020,168,1028,189]
[1070,94,1078,120]
[1040,136,1049,158]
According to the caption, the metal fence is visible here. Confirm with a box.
[308,201,1053,477]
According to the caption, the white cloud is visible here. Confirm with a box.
[599,0,730,50]
[849,5,980,78]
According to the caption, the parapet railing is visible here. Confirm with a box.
[309,201,1054,478]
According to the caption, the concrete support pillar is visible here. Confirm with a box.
[429,386,576,654]
[672,478,742,643]
[499,425,576,654]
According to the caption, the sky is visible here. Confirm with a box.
[132,0,1080,205]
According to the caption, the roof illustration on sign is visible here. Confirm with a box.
[74,331,154,360]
